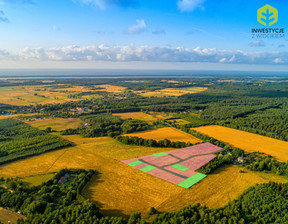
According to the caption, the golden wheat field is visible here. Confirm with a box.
[0,84,127,106]
[0,135,286,218]
[123,127,201,143]
[112,112,157,123]
[26,118,84,131]
[0,85,78,106]
[95,84,127,93]
[137,87,207,97]
[193,125,288,162]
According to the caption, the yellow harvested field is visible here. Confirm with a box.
[112,112,157,122]
[26,118,84,131]
[0,84,126,106]
[95,84,127,93]
[137,87,207,97]
[123,127,201,144]
[0,135,286,218]
[0,207,26,223]
[193,125,288,162]
[0,85,78,106]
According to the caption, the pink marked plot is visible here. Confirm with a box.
[180,154,216,170]
[148,168,185,184]
[134,162,149,169]
[167,143,223,159]
[141,155,179,167]
[164,166,197,177]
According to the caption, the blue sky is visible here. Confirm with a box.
[0,0,288,71]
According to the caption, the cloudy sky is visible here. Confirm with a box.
[0,0,288,71]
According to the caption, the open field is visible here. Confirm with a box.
[0,84,126,106]
[0,85,78,106]
[0,207,25,224]
[26,118,84,131]
[123,127,201,144]
[0,135,286,217]
[193,125,288,162]
[0,85,80,106]
[95,84,127,93]
[136,87,207,97]
[112,112,157,123]
[21,173,56,186]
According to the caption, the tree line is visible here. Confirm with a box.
[115,136,193,148]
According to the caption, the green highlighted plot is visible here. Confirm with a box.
[172,164,189,171]
[153,152,168,157]
[140,165,156,173]
[177,173,207,189]
[128,160,142,167]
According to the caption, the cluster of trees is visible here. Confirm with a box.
[61,114,150,138]
[0,169,114,224]
[245,153,288,176]
[0,119,71,165]
[116,136,193,148]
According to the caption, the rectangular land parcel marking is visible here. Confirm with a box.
[140,165,156,173]
[172,164,189,171]
[128,160,142,167]
[121,142,223,188]
[153,152,168,157]
[177,173,207,189]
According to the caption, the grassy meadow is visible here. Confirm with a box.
[112,112,157,123]
[0,207,26,224]
[26,118,84,131]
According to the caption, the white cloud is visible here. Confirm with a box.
[1,45,288,65]
[177,0,205,12]
[126,19,147,34]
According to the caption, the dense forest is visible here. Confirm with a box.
[61,113,150,137]
[0,119,71,165]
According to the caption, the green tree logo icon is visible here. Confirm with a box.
[257,4,278,27]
